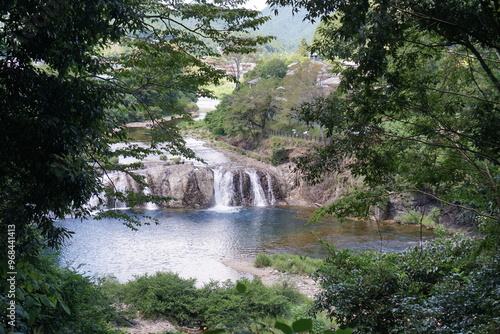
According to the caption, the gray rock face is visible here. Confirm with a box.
[103,163,285,209]
[140,164,215,209]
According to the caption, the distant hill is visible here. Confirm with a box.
[257,6,319,52]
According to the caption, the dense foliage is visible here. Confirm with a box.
[105,272,306,328]
[204,57,330,137]
[0,1,271,332]
[269,0,500,229]
[254,253,323,275]
[2,255,119,334]
[266,0,500,332]
[312,235,500,333]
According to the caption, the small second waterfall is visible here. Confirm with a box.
[212,166,279,209]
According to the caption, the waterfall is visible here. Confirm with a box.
[211,166,278,209]
[266,172,276,205]
[110,173,132,209]
[96,164,281,210]
[104,171,157,210]
[245,169,268,207]
[212,168,237,210]
[143,186,159,210]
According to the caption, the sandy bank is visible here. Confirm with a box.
[222,259,321,299]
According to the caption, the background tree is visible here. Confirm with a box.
[268,0,500,332]
[0,0,271,332]
[225,78,282,136]
[295,37,310,58]
[278,60,332,130]
[245,57,288,80]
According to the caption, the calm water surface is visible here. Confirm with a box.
[58,207,434,285]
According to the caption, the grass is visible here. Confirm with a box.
[394,207,452,235]
[254,253,324,276]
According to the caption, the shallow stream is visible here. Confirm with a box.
[57,207,434,285]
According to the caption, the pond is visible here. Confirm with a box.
[57,206,434,285]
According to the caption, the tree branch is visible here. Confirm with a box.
[410,85,500,105]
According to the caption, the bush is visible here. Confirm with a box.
[198,277,306,326]
[114,273,306,328]
[0,254,120,334]
[254,253,273,267]
[270,140,288,166]
[120,272,200,326]
[311,235,500,333]
[394,208,441,229]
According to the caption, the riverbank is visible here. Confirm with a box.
[222,258,321,299]
[117,257,321,334]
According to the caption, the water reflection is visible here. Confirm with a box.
[57,207,434,285]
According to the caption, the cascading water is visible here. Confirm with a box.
[109,173,133,209]
[96,138,282,210]
[212,168,237,210]
[101,171,158,210]
[211,166,278,210]
[245,169,268,207]
[266,172,276,205]
[143,186,159,210]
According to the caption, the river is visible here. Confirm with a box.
[57,102,434,285]
[57,207,433,285]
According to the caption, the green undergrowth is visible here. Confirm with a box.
[254,254,324,276]
[100,272,335,331]
[394,208,451,234]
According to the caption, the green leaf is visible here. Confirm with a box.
[275,321,293,334]
[39,295,55,308]
[24,296,40,308]
[15,287,25,301]
[292,319,314,333]
[58,301,71,315]
[205,330,226,334]
[236,281,247,294]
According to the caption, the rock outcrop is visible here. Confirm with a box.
[104,163,286,209]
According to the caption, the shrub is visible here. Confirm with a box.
[270,254,323,275]
[115,273,306,328]
[270,140,288,166]
[311,235,500,333]
[197,278,305,327]
[0,254,120,334]
[120,272,200,326]
[394,208,440,229]
[254,253,273,267]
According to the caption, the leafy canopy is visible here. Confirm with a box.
[269,0,500,233]
[0,0,271,251]
[1,1,271,332]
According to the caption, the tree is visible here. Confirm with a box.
[269,0,500,233]
[0,1,271,331]
[225,78,282,136]
[311,235,500,333]
[267,0,500,332]
[295,37,310,58]
[245,57,288,80]
[0,0,271,251]
[275,60,332,132]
